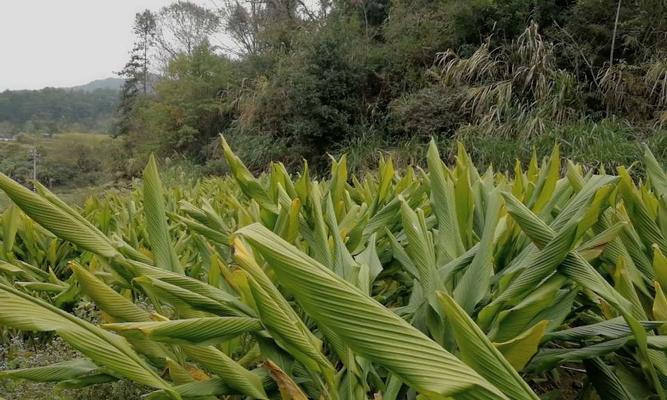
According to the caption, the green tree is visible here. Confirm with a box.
[237,16,368,166]
[130,44,239,162]
[112,0,667,175]
[156,1,221,61]
[116,10,157,135]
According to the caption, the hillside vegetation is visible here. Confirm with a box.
[0,87,119,135]
[1,1,664,184]
[113,0,666,175]
[0,133,116,189]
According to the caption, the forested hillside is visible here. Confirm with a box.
[114,0,666,176]
[0,86,119,134]
[70,78,123,92]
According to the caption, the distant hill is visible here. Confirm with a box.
[69,77,123,92]
[0,82,120,134]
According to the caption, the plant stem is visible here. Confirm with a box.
[609,0,622,67]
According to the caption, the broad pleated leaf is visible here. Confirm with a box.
[169,212,229,245]
[493,321,548,371]
[643,144,666,201]
[103,317,262,345]
[221,135,276,212]
[129,260,254,317]
[0,172,119,258]
[0,359,99,382]
[237,223,507,399]
[454,189,501,313]
[181,344,268,399]
[544,317,663,342]
[0,283,174,393]
[584,358,636,400]
[2,205,19,256]
[144,155,183,274]
[427,139,465,260]
[70,261,151,322]
[529,338,630,372]
[436,292,540,400]
[399,200,438,297]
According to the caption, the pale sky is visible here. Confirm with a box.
[0,0,213,91]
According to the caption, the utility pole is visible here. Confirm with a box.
[29,147,39,190]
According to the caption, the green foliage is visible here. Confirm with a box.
[115,10,157,136]
[0,141,667,399]
[455,119,667,172]
[1,336,146,400]
[0,88,118,134]
[389,85,464,138]
[123,44,240,163]
[558,0,667,68]
[0,133,117,188]
[111,0,666,176]
[335,119,667,176]
[237,17,368,166]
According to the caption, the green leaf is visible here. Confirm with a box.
[237,223,507,399]
[529,338,629,372]
[643,144,667,201]
[133,275,236,317]
[221,135,276,212]
[0,283,175,393]
[400,200,438,298]
[144,155,183,274]
[103,317,262,345]
[527,144,559,213]
[70,261,151,322]
[454,189,501,313]
[0,172,119,258]
[493,321,548,371]
[427,139,465,260]
[233,239,331,376]
[436,292,540,400]
[182,344,268,399]
[543,317,662,342]
[169,212,229,245]
[2,205,19,256]
[0,359,99,382]
[584,358,636,400]
[129,260,253,317]
[653,282,667,333]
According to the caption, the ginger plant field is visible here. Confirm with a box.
[0,138,666,399]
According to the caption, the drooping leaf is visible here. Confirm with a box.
[144,155,184,274]
[237,223,507,399]
[436,292,540,400]
[103,316,262,345]
[0,283,175,394]
[493,321,548,371]
[0,359,99,382]
[0,172,119,258]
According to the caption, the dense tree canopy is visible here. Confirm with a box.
[0,87,119,134]
[112,0,667,173]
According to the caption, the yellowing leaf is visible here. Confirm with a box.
[493,321,548,371]
[263,359,308,400]
[653,282,667,335]
[654,245,667,291]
